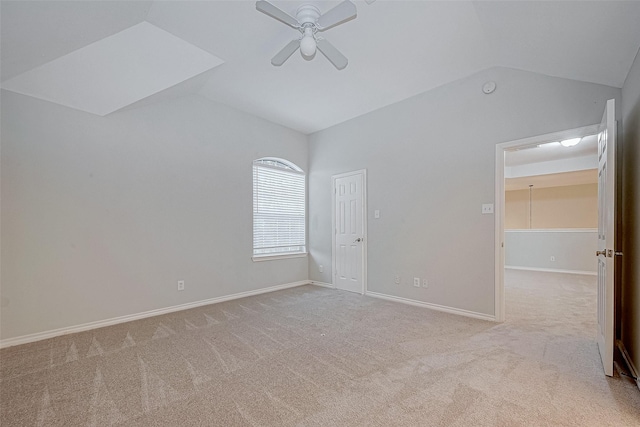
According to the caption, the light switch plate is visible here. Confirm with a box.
[482,204,494,214]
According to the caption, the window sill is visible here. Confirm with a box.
[252,253,308,262]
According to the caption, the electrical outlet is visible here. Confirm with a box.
[413,277,420,287]
[422,279,428,288]
[394,275,401,285]
[177,280,185,291]
[319,264,323,273]
[550,256,555,262]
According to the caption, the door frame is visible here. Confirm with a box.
[494,124,600,322]
[331,169,368,295]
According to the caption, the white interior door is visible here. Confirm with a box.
[332,170,366,294]
[596,98,617,377]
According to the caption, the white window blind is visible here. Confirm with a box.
[253,159,306,257]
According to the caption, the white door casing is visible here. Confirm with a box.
[596,98,617,377]
[332,170,367,294]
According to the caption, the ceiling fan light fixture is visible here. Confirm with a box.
[560,137,582,147]
[300,28,316,57]
[256,0,355,70]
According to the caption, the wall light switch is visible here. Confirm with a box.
[374,210,380,219]
[482,204,494,214]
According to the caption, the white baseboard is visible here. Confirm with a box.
[617,340,640,391]
[505,266,597,276]
[365,291,495,322]
[0,280,311,349]
[310,281,335,289]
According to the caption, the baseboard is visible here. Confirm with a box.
[505,266,597,276]
[617,340,640,391]
[310,281,335,289]
[0,280,311,349]
[365,291,495,322]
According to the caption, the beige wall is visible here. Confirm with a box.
[505,183,597,229]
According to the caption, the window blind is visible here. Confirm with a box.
[253,162,306,256]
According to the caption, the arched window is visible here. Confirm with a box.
[252,158,306,259]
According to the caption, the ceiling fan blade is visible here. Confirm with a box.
[271,40,300,66]
[316,0,357,30]
[316,39,348,70]
[256,0,299,28]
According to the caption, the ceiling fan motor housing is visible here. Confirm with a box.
[296,4,321,26]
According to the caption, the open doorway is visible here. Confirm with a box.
[494,123,600,323]
[495,100,619,378]
[499,131,601,362]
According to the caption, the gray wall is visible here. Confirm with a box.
[621,48,640,376]
[309,67,620,317]
[505,230,597,273]
[1,91,308,340]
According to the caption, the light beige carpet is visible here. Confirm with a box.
[1,270,639,426]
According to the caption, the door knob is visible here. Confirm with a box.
[354,237,363,243]
[595,250,606,257]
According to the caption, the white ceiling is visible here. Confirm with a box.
[2,1,640,134]
[505,133,598,168]
[1,22,224,116]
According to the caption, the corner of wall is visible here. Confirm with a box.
[620,44,640,385]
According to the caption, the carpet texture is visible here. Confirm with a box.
[1,270,639,426]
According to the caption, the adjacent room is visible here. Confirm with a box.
[2,1,640,425]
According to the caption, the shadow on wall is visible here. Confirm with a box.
[621,97,639,377]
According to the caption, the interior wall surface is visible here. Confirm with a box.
[505,183,597,229]
[504,230,597,273]
[621,48,640,378]
[308,66,621,317]
[0,91,309,341]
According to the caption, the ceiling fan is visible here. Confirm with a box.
[256,0,357,70]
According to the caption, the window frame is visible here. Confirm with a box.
[252,157,307,261]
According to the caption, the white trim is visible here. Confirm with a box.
[617,340,640,391]
[495,143,505,322]
[254,157,303,173]
[366,291,495,322]
[505,228,597,233]
[331,169,368,295]
[0,280,311,349]
[505,266,596,276]
[495,124,600,324]
[310,281,335,289]
[252,253,307,262]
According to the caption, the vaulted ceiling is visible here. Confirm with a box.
[2,1,640,134]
